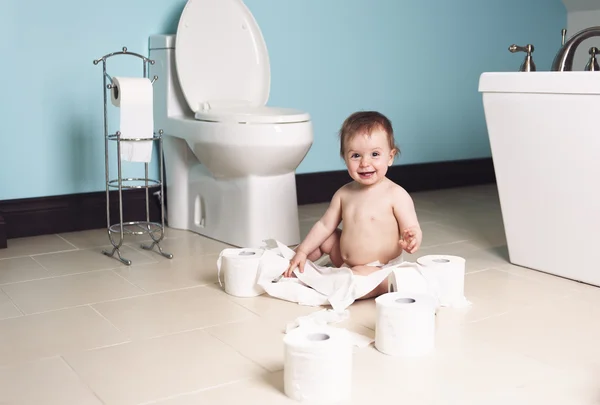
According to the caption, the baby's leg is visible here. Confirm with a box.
[319,228,343,267]
[305,228,343,266]
[351,265,389,300]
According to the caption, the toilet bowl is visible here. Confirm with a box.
[149,0,314,248]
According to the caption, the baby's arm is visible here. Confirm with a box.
[296,189,343,256]
[285,189,343,275]
[392,187,422,253]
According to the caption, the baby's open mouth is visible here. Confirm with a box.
[358,171,375,178]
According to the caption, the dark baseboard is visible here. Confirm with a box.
[0,215,6,249]
[0,157,495,247]
[0,189,162,244]
[296,157,495,205]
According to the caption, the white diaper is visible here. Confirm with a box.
[341,253,404,269]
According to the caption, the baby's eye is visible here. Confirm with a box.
[351,153,360,159]
[372,152,380,157]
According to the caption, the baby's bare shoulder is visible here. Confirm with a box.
[386,180,411,199]
[334,181,357,198]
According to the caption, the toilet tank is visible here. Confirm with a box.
[148,35,191,124]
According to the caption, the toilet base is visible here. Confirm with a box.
[168,165,301,248]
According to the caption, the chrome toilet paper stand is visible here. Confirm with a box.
[93,47,173,265]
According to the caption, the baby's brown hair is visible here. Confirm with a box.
[339,111,399,158]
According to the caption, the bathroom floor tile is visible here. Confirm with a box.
[205,317,290,372]
[439,268,576,323]
[1,270,145,314]
[0,289,21,320]
[92,285,256,340]
[127,234,231,260]
[498,262,598,293]
[63,328,265,405]
[32,244,156,276]
[149,371,292,405]
[206,315,373,374]
[0,305,127,366]
[346,298,377,330]
[350,340,564,405]
[0,234,76,259]
[481,368,599,405]
[417,222,471,248]
[58,226,193,249]
[0,357,103,405]
[0,184,596,404]
[0,256,52,284]
[298,202,329,221]
[463,293,600,372]
[210,283,323,323]
[113,253,220,293]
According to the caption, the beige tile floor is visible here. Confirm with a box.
[0,184,598,404]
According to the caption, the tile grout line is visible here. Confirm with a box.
[136,377,255,405]
[28,254,61,282]
[54,233,80,250]
[110,269,148,293]
[0,266,133,287]
[1,284,225,318]
[134,316,258,343]
[88,304,128,335]
[0,285,25,316]
[203,328,274,373]
[0,248,79,261]
[59,355,108,405]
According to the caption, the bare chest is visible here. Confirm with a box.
[341,196,394,225]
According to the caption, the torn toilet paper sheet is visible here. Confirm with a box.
[256,239,443,314]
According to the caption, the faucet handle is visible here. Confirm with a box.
[561,29,567,46]
[509,44,533,53]
[585,47,600,71]
[509,44,536,72]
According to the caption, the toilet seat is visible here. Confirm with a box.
[175,0,271,115]
[194,104,310,124]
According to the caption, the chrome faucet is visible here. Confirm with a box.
[585,47,599,71]
[551,26,600,71]
[509,44,536,72]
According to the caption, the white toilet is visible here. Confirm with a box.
[149,0,314,248]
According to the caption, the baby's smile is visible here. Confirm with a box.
[358,171,375,179]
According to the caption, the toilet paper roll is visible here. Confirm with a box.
[284,325,353,403]
[417,255,470,308]
[217,248,265,297]
[375,292,436,357]
[387,266,430,295]
[110,76,154,162]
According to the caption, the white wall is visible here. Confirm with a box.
[563,0,600,70]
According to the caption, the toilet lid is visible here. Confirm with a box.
[194,104,311,124]
[175,0,270,113]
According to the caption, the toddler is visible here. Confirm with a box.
[284,111,422,299]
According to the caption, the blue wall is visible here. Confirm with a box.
[0,0,566,200]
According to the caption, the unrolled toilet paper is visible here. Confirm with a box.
[255,240,421,312]
[284,324,353,403]
[217,248,265,297]
[375,292,437,357]
[110,76,154,162]
[416,255,470,308]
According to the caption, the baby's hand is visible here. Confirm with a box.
[399,227,422,254]
[284,251,308,277]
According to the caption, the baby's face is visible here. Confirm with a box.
[343,128,395,186]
